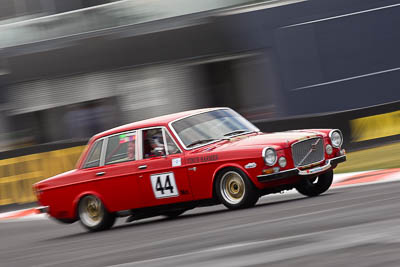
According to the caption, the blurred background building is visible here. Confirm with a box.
[0,0,400,150]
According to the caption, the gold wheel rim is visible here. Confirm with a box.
[86,198,101,221]
[221,171,245,204]
[79,196,104,227]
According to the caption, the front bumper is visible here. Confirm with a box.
[257,155,346,183]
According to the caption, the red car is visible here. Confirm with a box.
[34,108,346,231]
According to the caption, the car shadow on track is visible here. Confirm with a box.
[41,192,337,242]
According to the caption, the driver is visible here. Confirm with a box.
[150,132,165,156]
[144,130,165,158]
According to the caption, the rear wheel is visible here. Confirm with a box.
[215,168,259,210]
[296,170,333,197]
[78,195,115,232]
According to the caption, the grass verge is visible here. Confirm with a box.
[335,142,400,174]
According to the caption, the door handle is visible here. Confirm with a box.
[138,165,147,170]
[96,171,106,176]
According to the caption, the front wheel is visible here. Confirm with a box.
[296,170,333,197]
[78,195,115,232]
[215,168,259,210]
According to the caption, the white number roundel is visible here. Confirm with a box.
[150,172,179,199]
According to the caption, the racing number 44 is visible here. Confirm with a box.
[150,172,179,199]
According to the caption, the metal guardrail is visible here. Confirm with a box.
[0,0,264,49]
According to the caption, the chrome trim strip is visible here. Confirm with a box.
[257,155,347,181]
[298,163,331,175]
[257,168,297,178]
[162,128,169,155]
[137,129,143,160]
[99,137,108,167]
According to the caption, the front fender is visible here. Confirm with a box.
[211,163,255,196]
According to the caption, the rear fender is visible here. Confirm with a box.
[72,191,110,219]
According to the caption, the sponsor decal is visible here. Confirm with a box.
[187,155,218,164]
[172,158,182,167]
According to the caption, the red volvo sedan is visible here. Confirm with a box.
[34,108,346,231]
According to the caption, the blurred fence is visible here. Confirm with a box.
[254,100,400,151]
[0,144,85,206]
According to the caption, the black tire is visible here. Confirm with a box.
[78,195,116,232]
[215,168,259,210]
[295,170,333,197]
[161,209,187,219]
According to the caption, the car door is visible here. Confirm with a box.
[136,127,193,207]
[84,131,143,212]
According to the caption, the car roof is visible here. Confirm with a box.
[91,107,226,141]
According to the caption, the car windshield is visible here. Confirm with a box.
[171,109,259,148]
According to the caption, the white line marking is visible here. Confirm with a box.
[108,218,400,266]
[291,66,400,91]
[283,2,400,28]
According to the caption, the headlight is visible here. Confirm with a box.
[329,130,343,148]
[278,157,287,168]
[263,147,277,166]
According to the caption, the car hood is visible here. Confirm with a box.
[197,130,324,152]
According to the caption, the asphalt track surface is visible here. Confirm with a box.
[2,181,400,267]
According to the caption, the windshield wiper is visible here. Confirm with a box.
[223,129,250,137]
[187,139,219,148]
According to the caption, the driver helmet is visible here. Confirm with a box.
[151,132,164,148]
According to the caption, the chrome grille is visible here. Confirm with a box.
[292,138,324,167]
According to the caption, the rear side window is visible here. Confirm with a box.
[83,140,103,169]
[105,132,137,165]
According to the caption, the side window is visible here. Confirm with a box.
[83,140,103,169]
[142,128,165,159]
[105,132,136,165]
[165,131,181,155]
